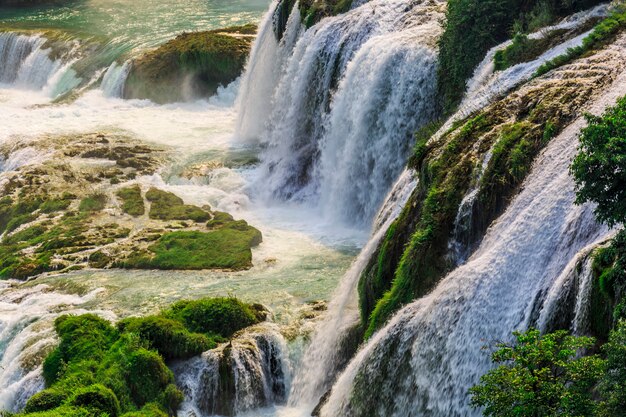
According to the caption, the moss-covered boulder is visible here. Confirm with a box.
[124,25,256,103]
[18,297,266,417]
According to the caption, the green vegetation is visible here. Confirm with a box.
[472,324,626,417]
[125,26,256,103]
[145,188,210,222]
[118,225,262,271]
[275,0,353,33]
[79,194,107,212]
[535,9,626,77]
[12,297,263,417]
[438,0,603,111]
[116,185,145,216]
[571,96,626,227]
[473,92,626,417]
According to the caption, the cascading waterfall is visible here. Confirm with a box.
[317,52,626,417]
[173,324,290,417]
[448,4,609,126]
[101,61,132,98]
[0,284,109,412]
[238,0,445,226]
[289,169,416,409]
[0,32,80,98]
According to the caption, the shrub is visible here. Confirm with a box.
[470,329,604,417]
[571,96,626,227]
[23,390,67,413]
[70,384,121,417]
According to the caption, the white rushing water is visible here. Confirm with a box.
[174,323,290,417]
[288,169,416,410]
[448,4,609,127]
[237,0,444,227]
[318,47,626,417]
[0,283,112,412]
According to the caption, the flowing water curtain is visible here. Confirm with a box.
[317,42,626,417]
[236,0,446,227]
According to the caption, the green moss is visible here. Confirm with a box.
[535,9,626,77]
[40,194,75,214]
[145,188,210,222]
[116,185,145,216]
[118,227,261,271]
[206,211,234,228]
[70,385,120,417]
[24,390,67,413]
[78,194,106,213]
[16,295,265,417]
[88,251,111,269]
[438,0,604,112]
[118,316,213,360]
[164,297,261,338]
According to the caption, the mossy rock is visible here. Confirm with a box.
[70,384,121,417]
[117,316,213,360]
[24,390,67,413]
[145,188,210,222]
[118,227,261,271]
[124,25,256,103]
[116,185,145,216]
[79,194,106,213]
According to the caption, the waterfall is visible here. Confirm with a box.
[288,169,416,410]
[0,32,81,98]
[435,3,610,137]
[173,324,290,417]
[317,46,626,417]
[101,61,131,98]
[237,0,445,226]
[0,283,109,412]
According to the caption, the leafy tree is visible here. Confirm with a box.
[571,96,626,227]
[470,329,605,417]
[597,320,626,417]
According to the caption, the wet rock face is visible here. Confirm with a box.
[0,132,262,279]
[174,324,289,417]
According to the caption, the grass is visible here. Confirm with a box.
[116,185,145,216]
[145,188,210,222]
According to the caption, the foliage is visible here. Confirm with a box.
[117,316,214,360]
[438,0,603,111]
[535,9,626,77]
[571,96,626,227]
[116,185,145,216]
[164,297,262,338]
[17,296,264,417]
[470,329,604,417]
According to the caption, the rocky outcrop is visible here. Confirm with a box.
[0,133,262,280]
[124,25,256,104]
